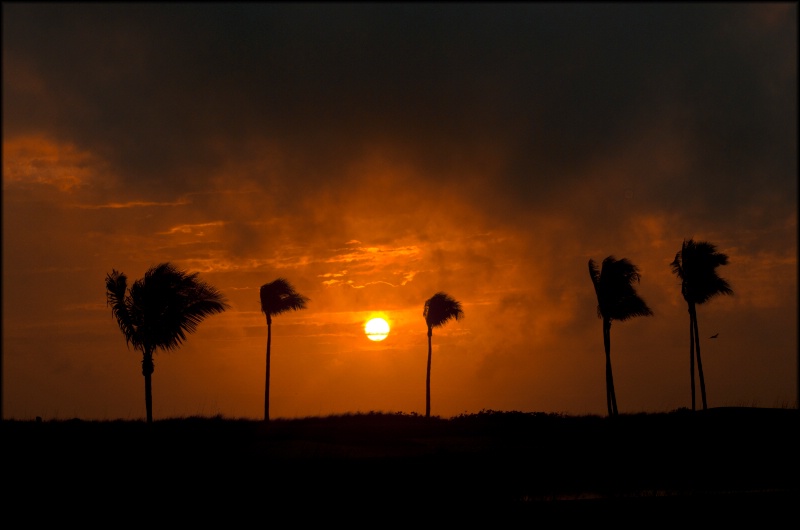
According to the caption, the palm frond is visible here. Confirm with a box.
[260,278,309,317]
[588,259,601,290]
[105,269,137,348]
[590,256,653,322]
[166,271,230,350]
[588,258,602,319]
[423,292,464,328]
[671,239,733,305]
[107,262,230,354]
[670,250,684,280]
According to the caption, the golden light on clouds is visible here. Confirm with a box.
[2,135,98,191]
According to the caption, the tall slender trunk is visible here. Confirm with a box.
[264,315,272,422]
[142,349,154,424]
[688,306,696,411]
[693,309,708,410]
[603,319,617,416]
[426,327,432,418]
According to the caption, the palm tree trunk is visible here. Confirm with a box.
[144,375,153,424]
[142,350,154,424]
[688,307,696,411]
[603,320,617,416]
[693,311,708,410]
[264,316,272,422]
[426,327,432,418]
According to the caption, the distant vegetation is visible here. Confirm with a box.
[4,407,796,521]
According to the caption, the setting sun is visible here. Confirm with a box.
[365,317,390,341]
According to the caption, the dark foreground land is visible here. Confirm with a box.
[2,407,797,524]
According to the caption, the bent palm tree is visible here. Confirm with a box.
[105,262,230,423]
[260,278,309,421]
[423,292,464,418]
[670,239,733,411]
[588,257,653,417]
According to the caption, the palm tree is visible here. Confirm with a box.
[105,262,230,423]
[423,292,464,418]
[670,239,733,411]
[588,257,653,417]
[260,278,309,422]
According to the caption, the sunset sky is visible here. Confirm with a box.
[3,3,797,421]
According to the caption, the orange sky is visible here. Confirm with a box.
[2,3,797,420]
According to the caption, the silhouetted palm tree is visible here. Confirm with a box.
[260,278,309,422]
[423,292,464,418]
[588,257,653,417]
[105,263,230,423]
[670,239,733,411]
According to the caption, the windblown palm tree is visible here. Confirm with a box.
[260,278,309,421]
[105,263,230,423]
[588,257,653,417]
[423,292,464,418]
[670,239,733,411]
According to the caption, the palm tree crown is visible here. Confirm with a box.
[589,257,654,323]
[105,262,230,423]
[424,292,464,329]
[260,278,309,322]
[106,262,230,354]
[670,239,733,305]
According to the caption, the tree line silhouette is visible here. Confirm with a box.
[105,238,732,424]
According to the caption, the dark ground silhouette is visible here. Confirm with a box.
[2,407,797,524]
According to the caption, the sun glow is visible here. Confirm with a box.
[364,317,390,341]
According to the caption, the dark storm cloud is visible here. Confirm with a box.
[4,3,796,221]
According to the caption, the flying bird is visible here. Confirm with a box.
[709,333,719,339]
